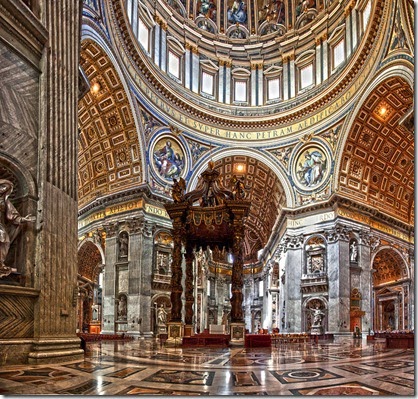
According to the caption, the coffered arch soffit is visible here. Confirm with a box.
[335,72,414,226]
[187,151,287,263]
[78,39,145,209]
[78,240,104,282]
[372,247,409,286]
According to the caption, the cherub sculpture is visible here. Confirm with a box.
[172,177,186,203]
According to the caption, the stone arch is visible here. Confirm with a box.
[78,37,144,209]
[77,240,104,333]
[187,149,290,264]
[80,25,148,165]
[372,247,411,331]
[334,69,414,225]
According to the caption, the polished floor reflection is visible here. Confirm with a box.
[0,336,414,396]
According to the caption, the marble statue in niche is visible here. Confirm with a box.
[312,305,325,327]
[118,231,129,259]
[350,240,358,262]
[117,295,127,320]
[157,304,168,326]
[307,299,325,334]
[0,179,36,278]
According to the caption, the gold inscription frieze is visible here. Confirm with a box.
[78,199,170,229]
[286,211,336,228]
[336,208,413,243]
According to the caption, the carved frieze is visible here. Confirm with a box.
[324,224,350,242]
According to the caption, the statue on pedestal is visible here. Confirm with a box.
[157,304,167,326]
[156,304,168,334]
[0,179,36,278]
[310,305,325,335]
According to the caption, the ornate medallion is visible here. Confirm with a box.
[150,136,186,183]
[293,145,329,190]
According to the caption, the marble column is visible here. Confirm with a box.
[184,243,194,336]
[359,231,372,333]
[345,5,353,59]
[185,43,192,90]
[169,220,184,322]
[225,61,232,104]
[153,17,161,66]
[218,61,225,103]
[160,21,167,72]
[191,46,199,94]
[327,225,350,333]
[102,223,118,334]
[283,235,303,332]
[137,218,155,337]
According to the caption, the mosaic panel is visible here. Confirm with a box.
[104,367,145,378]
[361,360,415,370]
[270,368,342,384]
[57,379,112,395]
[374,375,414,389]
[143,370,215,385]
[115,385,209,395]
[0,368,78,384]
[289,381,397,396]
[63,361,112,373]
[334,365,377,375]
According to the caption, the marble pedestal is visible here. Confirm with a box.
[230,322,245,346]
[165,322,183,346]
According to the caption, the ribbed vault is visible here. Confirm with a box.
[338,77,414,225]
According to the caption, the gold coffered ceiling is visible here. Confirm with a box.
[78,40,143,209]
[78,241,102,281]
[338,77,414,225]
[214,156,286,262]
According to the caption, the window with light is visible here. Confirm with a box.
[268,78,280,100]
[168,51,180,79]
[201,71,214,95]
[137,18,149,52]
[234,80,247,102]
[300,64,313,89]
[333,39,345,69]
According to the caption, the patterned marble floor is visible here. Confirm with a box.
[0,336,414,396]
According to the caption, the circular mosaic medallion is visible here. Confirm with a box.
[151,136,186,183]
[293,145,329,190]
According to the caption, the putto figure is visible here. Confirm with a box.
[0,179,36,278]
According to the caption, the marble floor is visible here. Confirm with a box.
[0,336,414,396]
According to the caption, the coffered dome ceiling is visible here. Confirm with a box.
[78,0,413,251]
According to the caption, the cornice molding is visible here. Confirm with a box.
[0,0,48,69]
